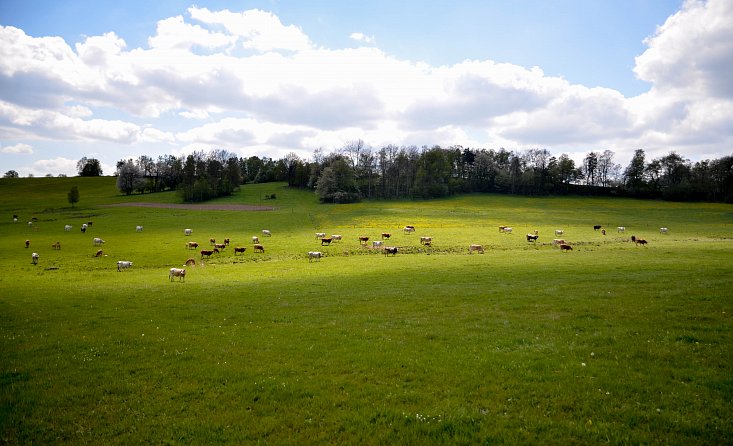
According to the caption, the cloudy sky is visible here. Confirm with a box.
[1,0,731,177]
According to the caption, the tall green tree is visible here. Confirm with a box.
[67,186,79,208]
[623,149,647,195]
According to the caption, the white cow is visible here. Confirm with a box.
[420,236,432,245]
[81,223,87,233]
[554,229,564,236]
[617,226,626,233]
[503,227,513,234]
[403,226,415,234]
[307,251,322,262]
[31,252,39,264]
[117,260,133,272]
[315,232,326,239]
[169,268,186,282]
[136,225,143,232]
[252,236,260,244]
[93,237,105,246]
[331,235,342,241]
[184,228,193,236]
[372,240,383,249]
[262,229,272,237]
[469,244,485,254]
[552,239,567,246]
[660,227,669,234]
[64,224,72,231]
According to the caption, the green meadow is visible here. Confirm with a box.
[1,177,731,444]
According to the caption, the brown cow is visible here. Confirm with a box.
[381,232,391,239]
[184,258,196,267]
[469,244,484,254]
[234,247,246,255]
[635,239,648,246]
[215,243,226,250]
[94,249,103,257]
[25,239,30,248]
[209,238,216,245]
[358,236,369,245]
[321,237,332,246]
[200,249,214,259]
[254,244,265,253]
[559,244,573,252]
[186,241,199,249]
[51,241,61,250]
[224,238,230,246]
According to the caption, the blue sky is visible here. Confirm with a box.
[1,0,731,177]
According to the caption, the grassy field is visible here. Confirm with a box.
[1,177,731,444]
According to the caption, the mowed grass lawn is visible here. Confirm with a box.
[1,177,731,445]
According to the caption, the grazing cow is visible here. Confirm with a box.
[552,239,566,246]
[635,239,648,246]
[420,236,432,245]
[214,243,226,250]
[234,247,246,255]
[186,241,199,249]
[184,258,196,266]
[224,238,230,246]
[372,240,383,249]
[184,228,192,236]
[64,224,72,231]
[51,241,61,250]
[136,225,143,232]
[81,223,87,233]
[659,227,669,234]
[554,229,564,236]
[117,260,133,272]
[95,249,103,257]
[631,235,636,243]
[86,221,93,227]
[559,244,573,252]
[526,234,539,242]
[169,268,186,282]
[315,232,326,239]
[593,225,602,231]
[13,217,18,223]
[32,252,39,264]
[617,226,625,233]
[358,236,369,245]
[403,226,415,234]
[254,244,265,253]
[25,239,30,248]
[262,229,271,237]
[308,251,322,262]
[200,249,214,259]
[381,232,391,239]
[252,236,260,244]
[27,221,33,229]
[321,237,332,246]
[601,229,606,236]
[93,237,105,246]
[469,244,484,254]
[331,235,342,242]
[503,227,513,234]
[210,238,216,245]
[383,246,398,256]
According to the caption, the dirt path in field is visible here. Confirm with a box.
[106,202,276,211]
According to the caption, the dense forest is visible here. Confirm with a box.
[107,144,732,203]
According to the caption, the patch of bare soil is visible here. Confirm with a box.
[106,202,276,211]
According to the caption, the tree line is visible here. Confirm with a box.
[87,143,732,204]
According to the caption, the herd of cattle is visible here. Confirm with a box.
[15,213,669,282]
